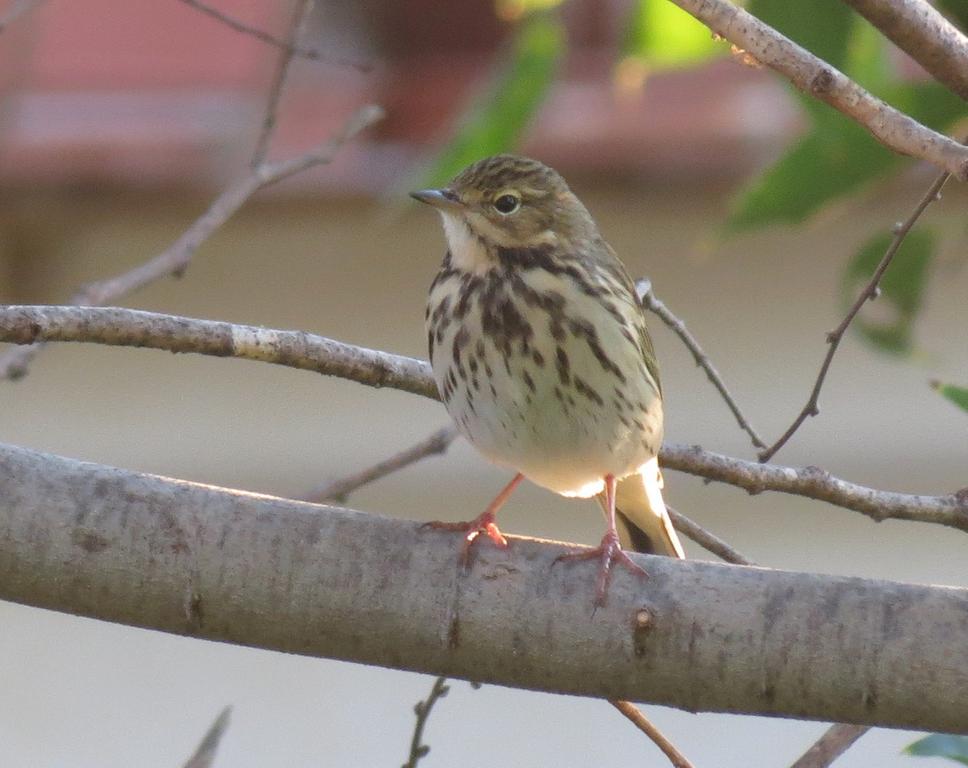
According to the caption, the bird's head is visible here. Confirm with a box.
[411,155,598,265]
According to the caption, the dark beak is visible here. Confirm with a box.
[410,187,463,212]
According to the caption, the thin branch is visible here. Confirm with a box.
[182,707,232,768]
[838,0,968,102]
[661,442,968,533]
[0,305,435,399]
[4,441,968,732]
[758,169,951,462]
[666,505,753,566]
[306,426,458,503]
[250,0,315,168]
[176,0,370,72]
[0,0,46,32]
[2,304,966,532]
[402,676,449,768]
[611,700,696,768]
[637,279,765,450]
[666,0,968,180]
[790,724,869,768]
[0,104,383,381]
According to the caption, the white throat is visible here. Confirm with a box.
[440,212,492,274]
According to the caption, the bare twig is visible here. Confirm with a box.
[666,0,968,179]
[0,0,46,32]
[838,0,968,102]
[758,169,951,462]
[176,0,369,72]
[250,0,315,168]
[790,723,869,768]
[402,676,449,768]
[3,305,967,533]
[637,279,765,450]
[306,426,458,503]
[610,701,696,768]
[182,707,232,768]
[0,104,383,381]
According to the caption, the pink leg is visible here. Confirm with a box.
[554,474,648,606]
[423,473,524,567]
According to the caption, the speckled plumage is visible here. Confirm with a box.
[415,154,683,600]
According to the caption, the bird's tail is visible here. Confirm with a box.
[613,457,685,559]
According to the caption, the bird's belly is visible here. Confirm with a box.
[431,326,662,497]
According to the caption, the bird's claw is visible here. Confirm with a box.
[554,531,648,606]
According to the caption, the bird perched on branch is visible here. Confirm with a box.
[413,154,683,605]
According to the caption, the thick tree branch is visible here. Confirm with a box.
[0,304,968,531]
[665,0,968,179]
[0,104,383,381]
[839,0,968,102]
[1,304,965,533]
[1,442,966,732]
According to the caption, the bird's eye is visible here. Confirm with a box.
[493,193,521,215]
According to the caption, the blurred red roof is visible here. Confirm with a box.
[0,0,798,191]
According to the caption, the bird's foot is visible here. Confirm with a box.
[422,510,508,568]
[554,530,648,606]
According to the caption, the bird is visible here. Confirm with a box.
[412,154,684,605]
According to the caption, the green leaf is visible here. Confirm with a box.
[409,13,564,190]
[841,229,936,355]
[747,0,854,70]
[726,76,968,232]
[892,80,968,132]
[932,382,968,414]
[843,16,891,89]
[726,107,899,231]
[620,0,724,70]
[905,734,968,765]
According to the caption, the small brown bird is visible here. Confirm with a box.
[413,154,683,604]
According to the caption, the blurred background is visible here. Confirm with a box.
[1,0,966,766]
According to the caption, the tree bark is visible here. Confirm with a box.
[1,442,966,733]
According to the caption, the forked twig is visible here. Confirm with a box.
[758,169,951,462]
[250,0,315,168]
[0,105,383,381]
[667,0,968,179]
[637,279,765,449]
[611,700,696,768]
[176,0,369,72]
[402,676,449,768]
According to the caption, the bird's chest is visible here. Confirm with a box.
[426,266,662,488]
